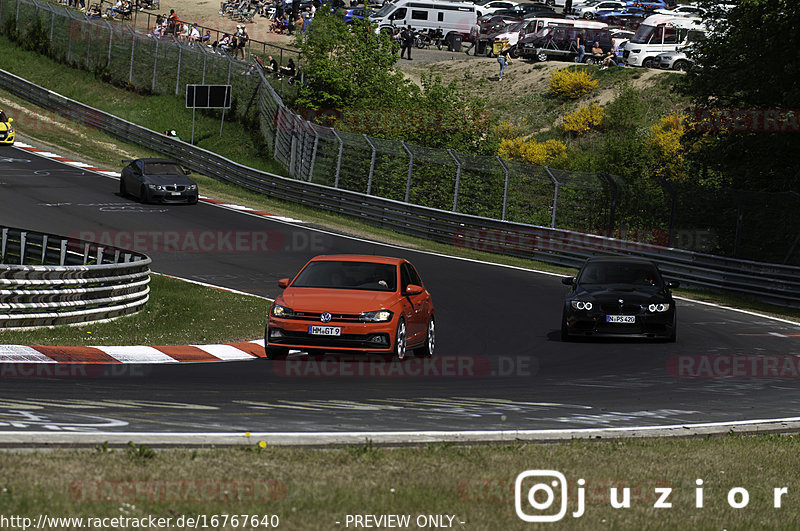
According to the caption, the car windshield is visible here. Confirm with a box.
[144,162,185,175]
[292,261,397,291]
[372,3,394,17]
[631,23,655,44]
[578,262,662,287]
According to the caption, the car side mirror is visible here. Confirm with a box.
[405,284,423,296]
[561,276,576,285]
[278,278,290,289]
[667,280,680,289]
[7,118,12,123]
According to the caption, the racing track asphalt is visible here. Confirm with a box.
[1,144,800,436]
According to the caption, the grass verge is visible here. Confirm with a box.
[0,275,266,345]
[1,36,798,326]
[1,435,800,528]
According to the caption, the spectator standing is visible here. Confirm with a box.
[574,31,585,63]
[497,43,511,80]
[464,20,480,55]
[400,25,414,60]
[237,26,249,59]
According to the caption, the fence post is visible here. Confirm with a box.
[41,234,48,264]
[60,239,67,266]
[497,156,510,221]
[658,177,677,246]
[128,31,136,83]
[307,131,319,183]
[50,7,55,44]
[401,141,413,203]
[67,14,73,63]
[600,173,617,231]
[15,0,20,33]
[19,231,26,265]
[544,166,559,228]
[106,20,113,68]
[175,45,183,95]
[332,129,343,189]
[86,19,92,69]
[152,38,159,92]
[226,56,232,85]
[448,149,462,212]
[364,134,377,195]
[202,47,208,84]
[1,228,7,261]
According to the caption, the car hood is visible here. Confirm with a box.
[280,288,397,313]
[0,122,11,132]
[574,285,669,302]
[142,174,195,185]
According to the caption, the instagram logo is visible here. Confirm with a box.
[515,470,572,523]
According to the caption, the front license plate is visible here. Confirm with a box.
[171,191,181,196]
[308,326,341,336]
[607,315,635,324]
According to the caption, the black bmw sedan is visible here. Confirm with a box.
[119,158,198,204]
[561,256,678,342]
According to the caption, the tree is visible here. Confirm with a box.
[679,0,800,191]
[293,6,495,155]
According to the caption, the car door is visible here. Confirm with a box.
[400,262,428,343]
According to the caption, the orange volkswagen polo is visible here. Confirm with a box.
[264,255,435,360]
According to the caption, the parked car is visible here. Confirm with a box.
[119,158,198,204]
[473,0,519,18]
[0,109,15,145]
[265,255,436,360]
[656,48,694,71]
[575,0,626,19]
[561,256,678,341]
[519,21,611,62]
[477,14,524,55]
[654,3,705,17]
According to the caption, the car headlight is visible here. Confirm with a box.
[570,301,593,311]
[270,304,295,318]
[148,184,165,190]
[186,184,197,190]
[359,310,393,322]
[648,303,670,313]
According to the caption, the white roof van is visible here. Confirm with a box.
[370,0,478,41]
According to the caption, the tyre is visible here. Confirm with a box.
[436,41,443,51]
[415,37,425,49]
[584,12,594,19]
[560,314,571,342]
[536,51,548,62]
[672,60,689,72]
[119,179,127,197]
[642,57,655,68]
[392,318,407,361]
[139,185,148,203]
[584,56,597,65]
[415,316,435,358]
[265,346,289,360]
[509,46,519,59]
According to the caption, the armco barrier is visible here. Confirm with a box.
[1,69,798,308]
[0,226,151,328]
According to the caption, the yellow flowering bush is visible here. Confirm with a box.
[549,67,598,99]
[646,113,687,181]
[498,137,567,166]
[561,103,605,136]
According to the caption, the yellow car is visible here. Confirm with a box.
[0,110,15,145]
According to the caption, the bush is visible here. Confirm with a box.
[646,113,688,182]
[562,103,605,136]
[549,67,598,99]
[498,137,567,166]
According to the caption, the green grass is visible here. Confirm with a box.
[1,34,798,326]
[0,275,266,345]
[2,435,800,528]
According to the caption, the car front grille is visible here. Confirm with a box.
[286,312,364,323]
[165,185,186,192]
[600,302,643,315]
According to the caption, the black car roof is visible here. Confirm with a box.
[136,158,181,164]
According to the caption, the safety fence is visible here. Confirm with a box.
[3,68,798,308]
[0,226,151,328]
[2,0,797,265]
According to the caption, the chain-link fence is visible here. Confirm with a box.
[3,0,798,265]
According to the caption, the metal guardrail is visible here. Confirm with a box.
[0,226,151,328]
[0,68,798,308]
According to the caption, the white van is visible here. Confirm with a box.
[370,0,478,43]
[622,14,705,67]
